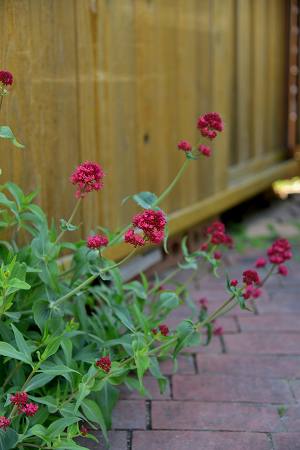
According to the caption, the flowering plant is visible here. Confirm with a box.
[0,73,292,449]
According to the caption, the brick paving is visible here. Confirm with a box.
[83,202,300,449]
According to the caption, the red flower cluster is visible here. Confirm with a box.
[230,279,238,287]
[206,221,233,248]
[198,144,211,157]
[0,70,13,86]
[87,234,108,249]
[70,161,104,198]
[199,297,208,310]
[177,140,192,152]
[243,285,261,300]
[214,250,222,260]
[125,210,166,247]
[255,257,267,268]
[0,416,11,431]
[10,392,39,417]
[242,270,260,286]
[152,324,169,336]
[197,112,224,140]
[96,356,111,373]
[278,264,288,276]
[267,238,292,265]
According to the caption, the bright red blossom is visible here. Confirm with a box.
[267,238,292,265]
[213,325,224,336]
[198,144,212,157]
[278,264,288,276]
[199,297,208,310]
[21,403,39,417]
[87,234,108,249]
[242,269,260,286]
[200,242,209,251]
[10,392,28,407]
[197,112,224,140]
[177,140,192,152]
[96,356,111,373]
[214,251,222,260]
[206,221,233,248]
[255,257,267,268]
[158,324,169,336]
[70,161,104,198]
[0,416,11,431]
[243,285,261,300]
[0,70,13,86]
[124,229,146,247]
[230,279,238,287]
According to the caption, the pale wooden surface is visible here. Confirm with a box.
[0,0,293,257]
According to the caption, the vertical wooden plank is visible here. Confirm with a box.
[76,0,138,232]
[235,0,251,164]
[211,0,235,192]
[251,0,268,159]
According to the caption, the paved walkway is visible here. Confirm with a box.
[82,205,300,449]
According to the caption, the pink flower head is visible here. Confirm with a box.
[197,112,224,139]
[70,161,104,198]
[278,264,288,276]
[87,234,108,249]
[151,328,158,334]
[0,70,13,86]
[96,356,111,373]
[177,140,192,152]
[206,221,233,248]
[267,238,292,265]
[10,392,28,407]
[199,297,208,310]
[243,285,261,300]
[255,257,267,268]
[198,144,212,157]
[158,324,169,336]
[0,416,11,431]
[230,279,238,287]
[242,269,260,286]
[21,403,39,417]
[124,228,146,247]
[214,250,222,260]
[200,242,209,251]
[213,325,224,336]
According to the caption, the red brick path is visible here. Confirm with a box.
[84,249,300,450]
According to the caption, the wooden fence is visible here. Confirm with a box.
[0,0,299,258]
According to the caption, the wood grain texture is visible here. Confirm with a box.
[0,0,292,257]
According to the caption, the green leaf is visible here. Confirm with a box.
[25,373,55,392]
[60,219,79,232]
[0,428,18,450]
[113,306,135,332]
[0,126,25,148]
[75,382,91,413]
[154,292,179,315]
[41,335,63,360]
[134,348,150,390]
[11,324,32,363]
[0,341,32,364]
[39,364,79,376]
[81,399,108,442]
[53,440,90,450]
[132,191,158,209]
[46,417,80,439]
[7,277,30,295]
[32,300,51,331]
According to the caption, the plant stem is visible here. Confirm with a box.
[197,295,235,329]
[100,248,136,273]
[54,273,97,307]
[148,267,181,295]
[153,159,190,207]
[55,197,81,244]
[260,264,276,285]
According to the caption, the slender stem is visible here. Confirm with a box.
[100,248,136,273]
[148,267,181,295]
[54,273,97,307]
[153,159,190,207]
[55,197,81,244]
[198,295,235,329]
[260,264,276,285]
[0,95,3,112]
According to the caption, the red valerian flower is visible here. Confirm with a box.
[199,297,208,310]
[0,416,11,431]
[242,269,260,286]
[70,161,104,198]
[125,209,167,246]
[96,356,111,373]
[214,251,222,260]
[124,229,146,247]
[10,392,28,407]
[255,257,267,268]
[177,140,192,152]
[206,221,233,248]
[198,144,212,157]
[278,264,288,276]
[0,70,13,86]
[267,238,292,265]
[213,325,224,336]
[21,403,39,417]
[243,285,261,300]
[158,324,169,336]
[197,112,224,140]
[230,279,238,287]
[151,328,158,334]
[80,425,89,436]
[87,234,108,249]
[200,242,208,251]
